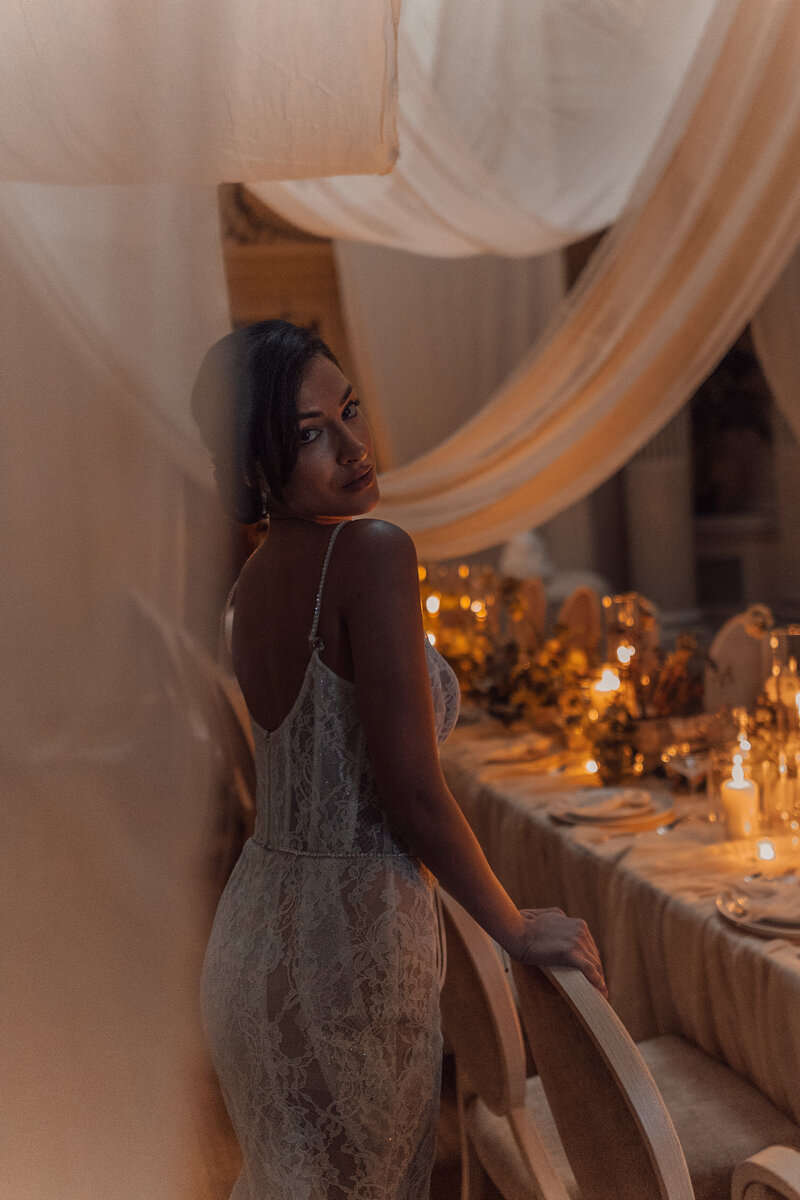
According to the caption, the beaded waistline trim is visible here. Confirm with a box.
[252,836,408,861]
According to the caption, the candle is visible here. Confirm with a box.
[590,666,621,716]
[764,757,796,829]
[755,838,776,862]
[720,755,760,839]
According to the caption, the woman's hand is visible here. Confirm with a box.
[509,907,607,996]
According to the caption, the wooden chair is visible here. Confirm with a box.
[733,1146,800,1200]
[704,613,771,712]
[511,958,800,1200]
[439,890,577,1199]
[556,586,603,657]
[520,577,548,643]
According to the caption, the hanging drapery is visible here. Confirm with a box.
[367,0,800,558]
[1,6,401,1196]
[751,246,800,445]
[0,0,400,183]
[333,240,566,469]
[253,0,719,256]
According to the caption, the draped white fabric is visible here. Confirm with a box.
[254,0,719,256]
[0,186,229,1199]
[0,1,400,183]
[333,240,566,469]
[1,8,401,1195]
[752,246,800,445]
[358,0,800,558]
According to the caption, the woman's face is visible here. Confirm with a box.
[276,353,380,522]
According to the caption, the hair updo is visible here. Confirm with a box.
[191,320,339,524]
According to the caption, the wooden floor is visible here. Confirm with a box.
[186,1054,464,1200]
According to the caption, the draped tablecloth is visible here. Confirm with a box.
[441,721,800,1126]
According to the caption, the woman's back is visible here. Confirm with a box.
[201,519,459,1199]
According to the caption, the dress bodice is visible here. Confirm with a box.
[251,637,459,857]
[249,523,460,858]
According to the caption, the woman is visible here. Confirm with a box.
[195,320,605,1200]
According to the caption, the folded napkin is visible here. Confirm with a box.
[552,789,655,823]
[735,878,800,926]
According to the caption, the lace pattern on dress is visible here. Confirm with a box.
[201,521,460,1199]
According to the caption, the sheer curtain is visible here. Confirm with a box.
[0,0,400,183]
[260,2,800,560]
[333,241,566,469]
[255,0,719,255]
[752,246,800,445]
[365,2,800,557]
[1,6,400,1198]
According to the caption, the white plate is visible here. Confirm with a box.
[716,877,800,941]
[548,788,675,832]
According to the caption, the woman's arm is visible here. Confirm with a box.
[340,520,605,992]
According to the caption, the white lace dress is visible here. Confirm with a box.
[201,523,460,1199]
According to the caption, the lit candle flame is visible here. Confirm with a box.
[425,594,440,615]
[616,644,635,665]
[595,667,621,693]
[755,838,776,862]
[731,754,745,787]
[585,759,599,775]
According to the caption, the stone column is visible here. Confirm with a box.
[623,408,700,629]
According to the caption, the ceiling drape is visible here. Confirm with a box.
[253,0,719,256]
[278,0,800,560]
[0,0,400,183]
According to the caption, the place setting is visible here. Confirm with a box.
[547,787,675,835]
[715,857,800,942]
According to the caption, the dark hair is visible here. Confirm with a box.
[191,320,339,523]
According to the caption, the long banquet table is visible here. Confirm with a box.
[440,719,800,1126]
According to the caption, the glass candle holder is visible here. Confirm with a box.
[767,625,800,731]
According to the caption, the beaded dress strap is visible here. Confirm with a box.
[308,522,347,652]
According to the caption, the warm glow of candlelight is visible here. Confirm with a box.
[585,759,599,775]
[458,564,470,579]
[755,838,776,862]
[426,631,436,646]
[459,595,471,610]
[418,565,427,582]
[595,667,621,693]
[425,594,440,615]
[731,754,745,787]
[616,644,635,665]
[470,599,484,615]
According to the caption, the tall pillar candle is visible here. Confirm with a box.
[720,755,760,839]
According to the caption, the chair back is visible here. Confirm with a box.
[704,614,770,712]
[511,961,694,1200]
[519,577,548,641]
[439,891,527,1116]
[556,586,602,655]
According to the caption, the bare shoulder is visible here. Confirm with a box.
[337,519,418,580]
[333,518,419,604]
